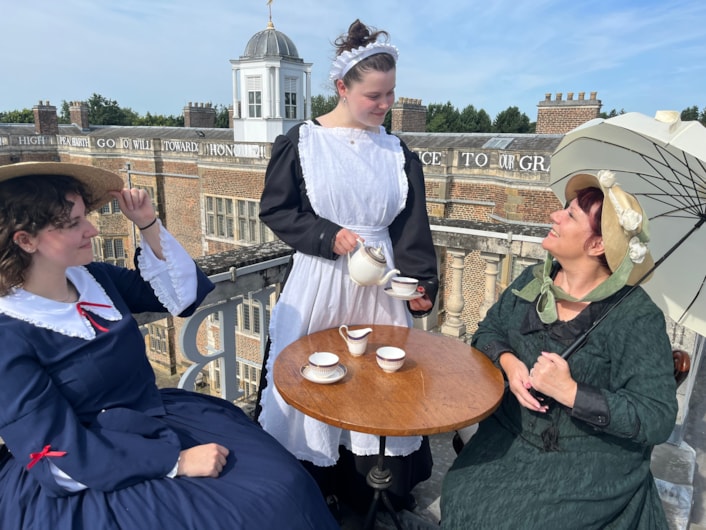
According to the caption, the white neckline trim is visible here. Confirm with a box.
[0,266,123,340]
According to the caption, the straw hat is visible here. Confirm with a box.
[0,162,123,209]
[565,170,654,285]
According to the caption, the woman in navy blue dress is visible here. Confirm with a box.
[0,162,337,529]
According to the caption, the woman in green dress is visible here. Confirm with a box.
[441,170,678,529]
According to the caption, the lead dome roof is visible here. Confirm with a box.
[242,23,300,60]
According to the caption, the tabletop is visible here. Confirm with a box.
[273,325,505,437]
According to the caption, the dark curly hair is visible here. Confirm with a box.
[334,19,396,86]
[0,175,92,296]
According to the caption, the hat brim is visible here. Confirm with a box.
[565,172,654,285]
[0,162,123,210]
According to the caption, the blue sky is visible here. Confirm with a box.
[2,0,705,122]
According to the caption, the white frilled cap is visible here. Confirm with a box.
[329,41,399,81]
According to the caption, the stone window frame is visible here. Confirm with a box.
[204,195,274,244]
[204,195,235,239]
[148,323,169,355]
[238,296,270,338]
[238,361,261,398]
[284,77,297,119]
[246,76,262,118]
[92,237,126,267]
[98,198,121,215]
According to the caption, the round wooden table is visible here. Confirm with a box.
[273,324,504,528]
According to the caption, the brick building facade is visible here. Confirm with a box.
[0,94,590,396]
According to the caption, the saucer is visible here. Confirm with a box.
[300,364,347,384]
[384,287,423,301]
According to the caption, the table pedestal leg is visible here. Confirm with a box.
[363,436,404,530]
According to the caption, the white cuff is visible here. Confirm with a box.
[137,221,198,315]
[166,456,180,479]
[49,461,88,492]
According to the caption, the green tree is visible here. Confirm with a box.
[135,112,184,127]
[599,108,625,119]
[214,104,230,128]
[59,101,71,124]
[0,109,34,123]
[426,101,460,132]
[85,93,133,125]
[311,94,338,119]
[382,110,392,133]
[681,106,700,122]
[492,106,531,133]
[458,105,491,132]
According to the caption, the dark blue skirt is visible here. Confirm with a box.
[0,389,338,529]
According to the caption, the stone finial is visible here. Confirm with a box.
[555,92,562,101]
[578,92,585,101]
[590,91,597,100]
[545,93,551,101]
[567,92,574,101]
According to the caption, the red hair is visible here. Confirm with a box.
[575,187,610,270]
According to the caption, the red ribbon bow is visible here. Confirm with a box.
[27,445,67,470]
[76,301,112,333]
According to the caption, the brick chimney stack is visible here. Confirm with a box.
[391,97,427,133]
[33,101,59,135]
[183,102,216,128]
[69,101,90,130]
[535,91,602,134]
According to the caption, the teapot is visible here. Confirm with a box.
[347,240,400,287]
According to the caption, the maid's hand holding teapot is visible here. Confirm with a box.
[336,228,432,313]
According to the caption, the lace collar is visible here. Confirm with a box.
[0,266,123,340]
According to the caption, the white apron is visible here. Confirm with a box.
[259,122,422,466]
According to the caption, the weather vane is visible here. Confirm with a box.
[266,0,273,26]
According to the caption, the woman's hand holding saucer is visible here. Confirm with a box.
[408,286,432,312]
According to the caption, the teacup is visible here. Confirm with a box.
[390,276,418,296]
[308,352,340,378]
[338,325,372,356]
[376,346,406,373]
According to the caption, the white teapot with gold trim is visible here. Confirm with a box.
[347,240,399,287]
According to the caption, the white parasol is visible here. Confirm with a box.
[549,111,706,341]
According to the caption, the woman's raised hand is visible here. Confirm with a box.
[176,443,230,478]
[110,189,156,229]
